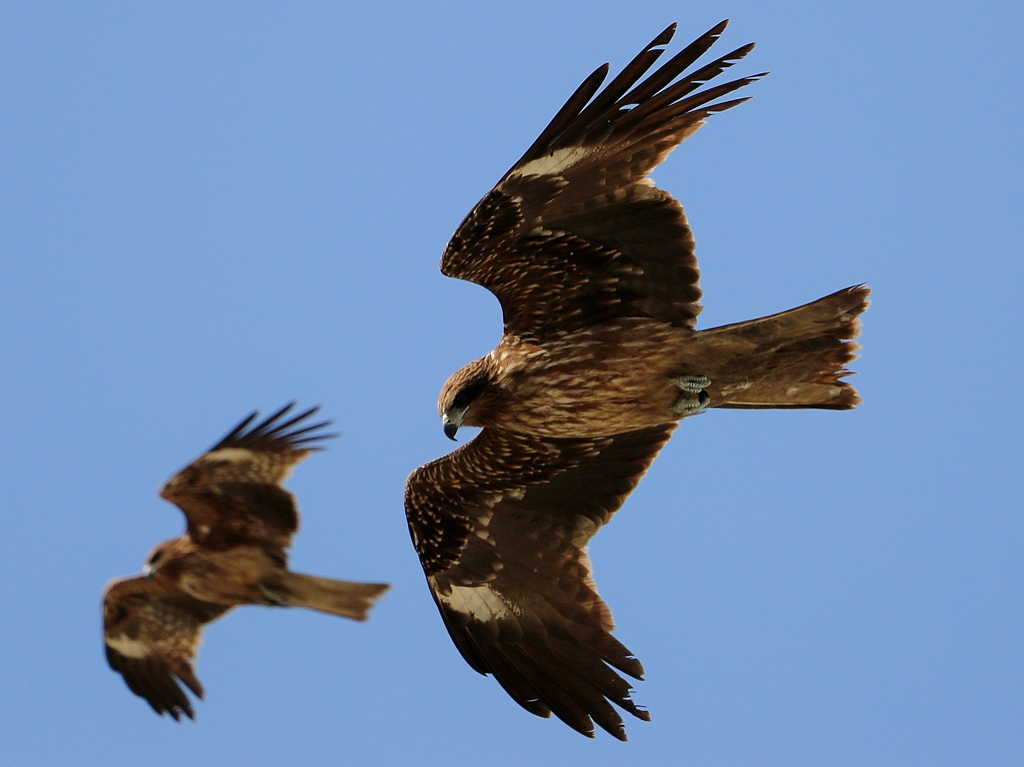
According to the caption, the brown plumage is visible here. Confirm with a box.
[103,404,390,720]
[405,21,868,740]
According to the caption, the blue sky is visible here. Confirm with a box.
[1,1,1021,764]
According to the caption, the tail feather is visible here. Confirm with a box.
[278,572,390,621]
[695,285,869,409]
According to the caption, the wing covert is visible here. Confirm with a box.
[404,423,676,740]
[159,403,335,552]
[440,21,766,340]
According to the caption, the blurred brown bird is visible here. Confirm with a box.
[104,403,390,720]
[405,21,868,740]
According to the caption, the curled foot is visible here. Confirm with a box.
[672,375,711,415]
[257,583,289,607]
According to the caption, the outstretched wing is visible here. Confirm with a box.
[160,403,336,553]
[103,576,231,720]
[441,21,765,342]
[404,423,676,741]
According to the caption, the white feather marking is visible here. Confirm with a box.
[442,584,514,620]
[107,635,151,659]
[570,514,599,548]
[510,146,593,178]
[578,548,598,588]
[203,447,254,463]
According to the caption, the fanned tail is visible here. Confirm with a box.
[694,285,870,409]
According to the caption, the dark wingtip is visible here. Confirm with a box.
[651,22,677,48]
[212,402,337,452]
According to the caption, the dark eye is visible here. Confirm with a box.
[453,391,469,409]
[148,550,163,567]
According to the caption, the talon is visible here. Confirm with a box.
[257,584,288,607]
[672,388,711,416]
[674,375,710,393]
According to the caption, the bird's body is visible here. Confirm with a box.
[143,538,282,606]
[406,20,869,741]
[454,318,688,437]
[450,287,866,438]
[103,404,389,720]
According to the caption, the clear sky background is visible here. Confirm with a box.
[1,1,1021,765]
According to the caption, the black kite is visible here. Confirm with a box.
[104,404,389,720]
[405,21,868,740]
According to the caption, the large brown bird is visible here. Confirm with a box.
[103,404,390,720]
[405,21,868,740]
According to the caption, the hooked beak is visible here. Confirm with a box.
[442,408,467,441]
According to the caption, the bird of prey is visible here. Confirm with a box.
[405,21,868,740]
[103,403,390,720]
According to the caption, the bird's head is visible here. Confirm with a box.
[438,359,493,441]
[142,537,189,578]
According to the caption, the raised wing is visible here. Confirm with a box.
[160,403,335,553]
[103,576,231,720]
[441,21,766,341]
[405,423,676,740]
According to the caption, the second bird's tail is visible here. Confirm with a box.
[278,572,390,621]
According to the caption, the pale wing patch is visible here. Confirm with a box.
[510,146,595,179]
[570,514,599,549]
[440,582,516,621]
[191,446,307,482]
[201,448,257,463]
[106,635,152,659]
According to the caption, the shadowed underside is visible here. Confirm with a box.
[407,19,868,740]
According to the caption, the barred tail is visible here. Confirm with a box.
[696,285,870,409]
[278,572,390,621]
